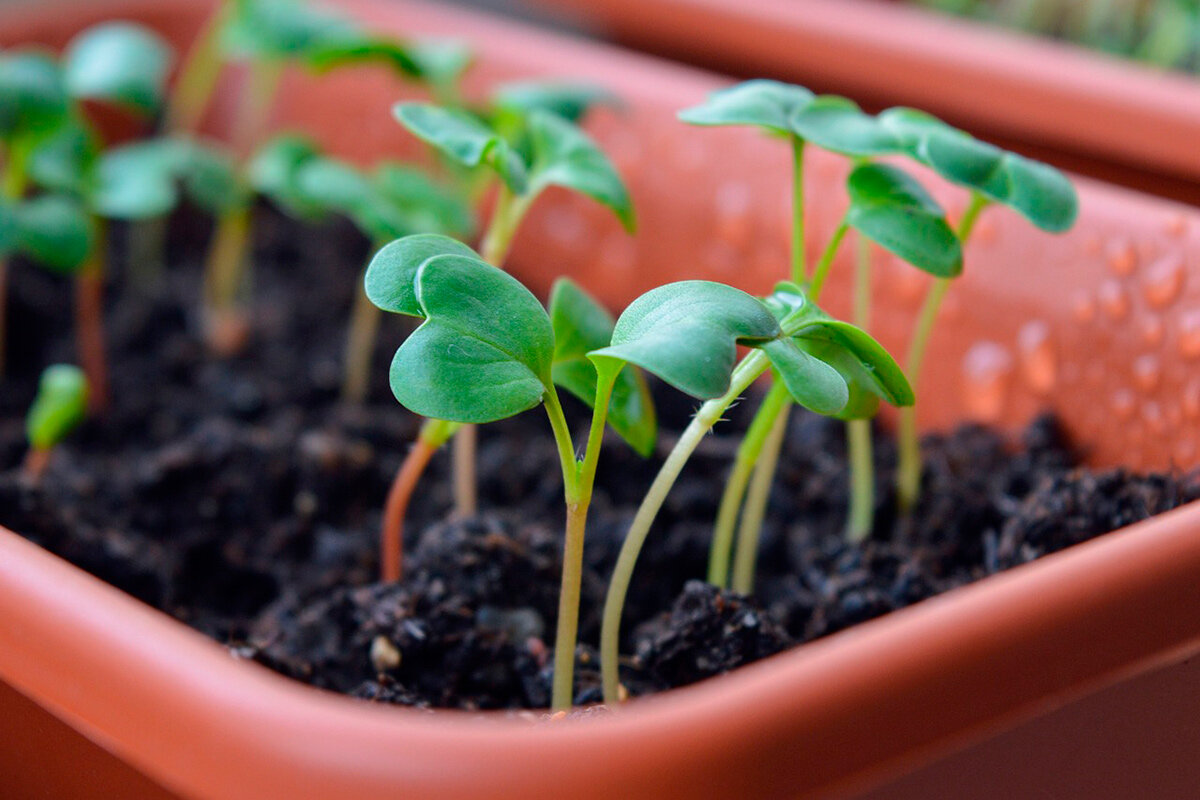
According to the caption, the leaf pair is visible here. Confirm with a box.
[0,194,93,273]
[25,364,88,451]
[87,137,247,219]
[365,234,655,454]
[394,100,635,232]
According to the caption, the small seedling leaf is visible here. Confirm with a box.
[248,134,325,219]
[12,194,94,272]
[409,39,472,89]
[25,364,88,450]
[364,232,479,316]
[493,81,618,123]
[0,49,69,138]
[789,96,901,156]
[389,253,554,423]
[1000,154,1078,233]
[847,162,942,213]
[794,339,883,420]
[393,102,527,193]
[368,164,475,240]
[678,79,814,135]
[549,278,657,456]
[760,337,848,415]
[590,280,780,399]
[175,139,248,214]
[846,203,962,277]
[28,115,100,195]
[793,316,914,407]
[527,109,635,232]
[63,22,174,114]
[91,139,181,219]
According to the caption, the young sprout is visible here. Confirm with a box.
[385,96,633,546]
[366,234,654,710]
[249,133,474,401]
[22,364,88,484]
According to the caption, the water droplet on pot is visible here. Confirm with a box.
[703,240,739,274]
[961,341,1013,422]
[1178,310,1200,359]
[601,232,636,273]
[1140,316,1165,346]
[541,206,585,247]
[1071,291,1096,323]
[1141,401,1166,435]
[1142,254,1185,308]
[1165,213,1188,237]
[1110,388,1136,420]
[1017,320,1055,393]
[1184,380,1200,420]
[1132,355,1161,392]
[1106,238,1137,276]
[1175,439,1196,464]
[1098,280,1129,320]
[715,181,753,247]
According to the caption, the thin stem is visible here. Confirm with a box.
[451,426,478,517]
[601,348,771,704]
[164,0,230,135]
[791,135,806,283]
[543,388,580,502]
[730,399,790,594]
[380,418,458,582]
[342,246,387,404]
[203,204,252,354]
[550,366,617,711]
[75,218,108,414]
[854,229,872,331]
[707,379,792,587]
[896,192,989,510]
[808,218,850,299]
[845,231,875,543]
[21,447,50,485]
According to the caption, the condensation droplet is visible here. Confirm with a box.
[1098,280,1129,320]
[1168,405,1183,427]
[1179,310,1200,359]
[1175,439,1196,465]
[1165,213,1188,237]
[1140,316,1164,347]
[600,232,637,273]
[961,341,1013,423]
[1142,254,1185,308]
[1017,320,1055,393]
[1105,238,1137,276]
[1071,291,1096,324]
[702,240,739,275]
[541,206,586,247]
[1141,401,1166,435]
[1183,380,1200,420]
[1132,355,1162,392]
[973,218,997,245]
[1110,388,1136,420]
[1083,236,1102,256]
[715,181,753,248]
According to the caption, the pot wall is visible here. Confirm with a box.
[0,1,1198,799]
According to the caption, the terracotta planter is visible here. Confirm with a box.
[2,0,1200,798]
[532,0,1200,205]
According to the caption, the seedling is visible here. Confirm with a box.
[249,133,473,401]
[382,96,633,548]
[22,364,88,483]
[366,234,655,709]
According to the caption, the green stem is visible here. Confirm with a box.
[164,0,230,135]
[601,348,771,704]
[341,244,387,403]
[549,365,618,711]
[845,231,875,543]
[730,398,790,595]
[791,135,806,283]
[707,379,792,587]
[808,218,849,299]
[896,192,989,510]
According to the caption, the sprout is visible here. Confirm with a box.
[22,364,88,483]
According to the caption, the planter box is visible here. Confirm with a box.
[2,0,1199,798]
[533,0,1200,205]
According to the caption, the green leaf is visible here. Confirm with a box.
[367,164,475,240]
[27,114,100,195]
[409,40,472,89]
[248,134,325,219]
[678,79,814,135]
[492,81,618,123]
[302,30,422,77]
[590,280,780,399]
[364,233,478,316]
[295,157,371,217]
[788,96,902,156]
[90,139,180,219]
[759,337,848,415]
[25,364,88,450]
[549,278,656,457]
[393,102,527,193]
[999,154,1078,233]
[62,22,174,115]
[793,316,914,407]
[388,253,554,423]
[876,106,949,157]
[175,139,247,214]
[846,163,961,278]
[526,109,635,232]
[794,339,882,421]
[0,49,69,138]
[12,194,94,272]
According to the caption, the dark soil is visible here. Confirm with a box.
[1,207,1196,710]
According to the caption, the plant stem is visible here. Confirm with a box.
[707,379,791,587]
[808,218,849,299]
[75,218,108,414]
[380,418,458,582]
[730,398,789,594]
[203,204,252,354]
[845,231,875,543]
[896,192,989,511]
[341,245,387,404]
[602,348,771,704]
[548,366,617,711]
[164,0,230,135]
[21,447,50,485]
[791,135,806,283]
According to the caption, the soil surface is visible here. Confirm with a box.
[1,208,1196,710]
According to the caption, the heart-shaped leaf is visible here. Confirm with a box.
[11,194,94,273]
[549,278,656,457]
[876,106,948,157]
[492,81,618,123]
[526,109,635,232]
[0,49,69,138]
[590,280,780,399]
[793,315,914,407]
[789,96,902,156]
[63,22,174,115]
[26,364,88,450]
[794,338,883,420]
[364,233,479,316]
[90,139,181,218]
[847,162,942,213]
[678,79,814,135]
[368,164,474,239]
[28,114,99,195]
[389,253,554,423]
[393,102,527,193]
[846,164,961,277]
[175,138,247,214]
[759,337,848,415]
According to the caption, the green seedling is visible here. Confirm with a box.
[385,97,633,540]
[366,234,655,709]
[679,80,940,559]
[249,133,473,401]
[22,363,88,483]
[1,23,173,405]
